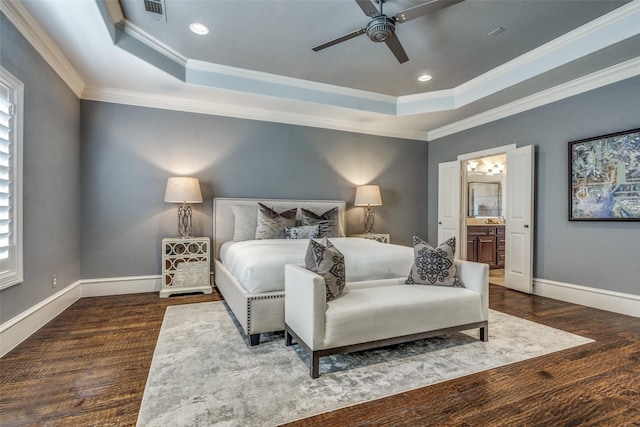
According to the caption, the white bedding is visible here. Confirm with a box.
[220,237,414,294]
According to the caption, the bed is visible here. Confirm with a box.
[213,198,414,345]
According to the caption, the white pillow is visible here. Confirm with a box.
[231,205,258,241]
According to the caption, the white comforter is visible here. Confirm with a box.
[220,237,414,294]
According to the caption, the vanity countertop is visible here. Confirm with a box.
[467,218,506,225]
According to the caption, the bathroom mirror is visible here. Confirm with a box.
[468,182,502,217]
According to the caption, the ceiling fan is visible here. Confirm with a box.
[312,0,463,64]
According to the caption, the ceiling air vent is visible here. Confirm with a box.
[144,0,167,22]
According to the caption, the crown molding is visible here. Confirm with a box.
[399,0,640,114]
[188,60,395,103]
[4,0,639,142]
[0,0,85,97]
[428,57,640,141]
[112,2,640,118]
[81,86,430,141]
[121,20,187,67]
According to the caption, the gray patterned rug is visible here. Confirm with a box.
[137,301,592,426]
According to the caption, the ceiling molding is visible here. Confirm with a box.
[0,0,85,97]
[400,0,640,114]
[113,1,640,117]
[428,56,640,141]
[120,20,187,67]
[4,0,639,143]
[81,86,430,142]
[187,59,395,103]
[186,60,398,115]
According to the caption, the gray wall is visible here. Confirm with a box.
[0,14,82,323]
[79,101,428,278]
[428,76,640,296]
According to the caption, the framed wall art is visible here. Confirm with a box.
[569,127,640,221]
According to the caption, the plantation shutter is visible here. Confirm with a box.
[0,70,23,289]
[0,87,13,263]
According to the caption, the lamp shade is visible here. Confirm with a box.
[354,185,382,207]
[164,177,203,203]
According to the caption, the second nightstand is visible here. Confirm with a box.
[350,233,390,244]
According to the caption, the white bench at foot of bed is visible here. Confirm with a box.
[284,260,489,378]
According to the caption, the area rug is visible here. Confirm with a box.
[137,301,592,426]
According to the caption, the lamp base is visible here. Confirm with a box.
[363,207,376,234]
[177,204,193,238]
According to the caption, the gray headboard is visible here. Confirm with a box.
[212,198,346,260]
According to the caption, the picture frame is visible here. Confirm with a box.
[569,127,640,221]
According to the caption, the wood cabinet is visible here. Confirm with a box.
[466,225,505,269]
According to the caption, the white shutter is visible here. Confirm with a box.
[0,67,23,289]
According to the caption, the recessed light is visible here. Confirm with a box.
[189,23,209,35]
[417,74,432,82]
[488,27,505,37]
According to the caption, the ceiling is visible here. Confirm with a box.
[5,0,640,141]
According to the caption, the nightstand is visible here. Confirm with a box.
[161,237,212,298]
[350,233,390,244]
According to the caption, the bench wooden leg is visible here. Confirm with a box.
[249,334,260,346]
[480,323,489,342]
[311,352,320,379]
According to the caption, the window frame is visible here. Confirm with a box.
[0,66,24,290]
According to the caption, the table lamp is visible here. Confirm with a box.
[164,177,203,238]
[354,185,382,234]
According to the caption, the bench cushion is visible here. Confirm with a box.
[323,285,483,349]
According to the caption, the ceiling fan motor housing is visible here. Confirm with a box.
[366,15,396,42]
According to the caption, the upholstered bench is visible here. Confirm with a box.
[284,260,489,378]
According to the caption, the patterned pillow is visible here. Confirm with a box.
[300,207,343,238]
[284,225,319,239]
[406,236,464,287]
[305,237,346,301]
[255,203,297,239]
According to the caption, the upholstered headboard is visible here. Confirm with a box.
[212,198,346,260]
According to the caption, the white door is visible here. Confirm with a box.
[438,161,461,257]
[505,145,535,293]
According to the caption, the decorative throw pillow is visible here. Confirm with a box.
[305,237,346,301]
[406,236,464,287]
[284,225,319,239]
[231,205,258,241]
[255,203,297,239]
[300,207,343,238]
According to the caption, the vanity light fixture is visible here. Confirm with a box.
[189,22,209,35]
[467,161,479,172]
[417,74,432,82]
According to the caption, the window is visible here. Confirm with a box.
[0,66,23,289]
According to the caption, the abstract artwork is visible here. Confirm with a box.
[569,128,640,221]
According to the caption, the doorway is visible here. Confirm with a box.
[438,144,534,293]
[465,154,506,286]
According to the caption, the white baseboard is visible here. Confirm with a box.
[80,275,161,297]
[534,277,640,318]
[0,280,82,357]
[0,275,161,357]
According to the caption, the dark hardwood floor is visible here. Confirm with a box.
[1,285,639,426]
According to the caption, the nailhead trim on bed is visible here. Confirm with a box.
[246,294,285,332]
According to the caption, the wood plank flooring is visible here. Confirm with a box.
[1,285,640,426]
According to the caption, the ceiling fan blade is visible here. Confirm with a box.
[394,0,463,23]
[384,32,409,63]
[355,0,379,17]
[312,28,367,52]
